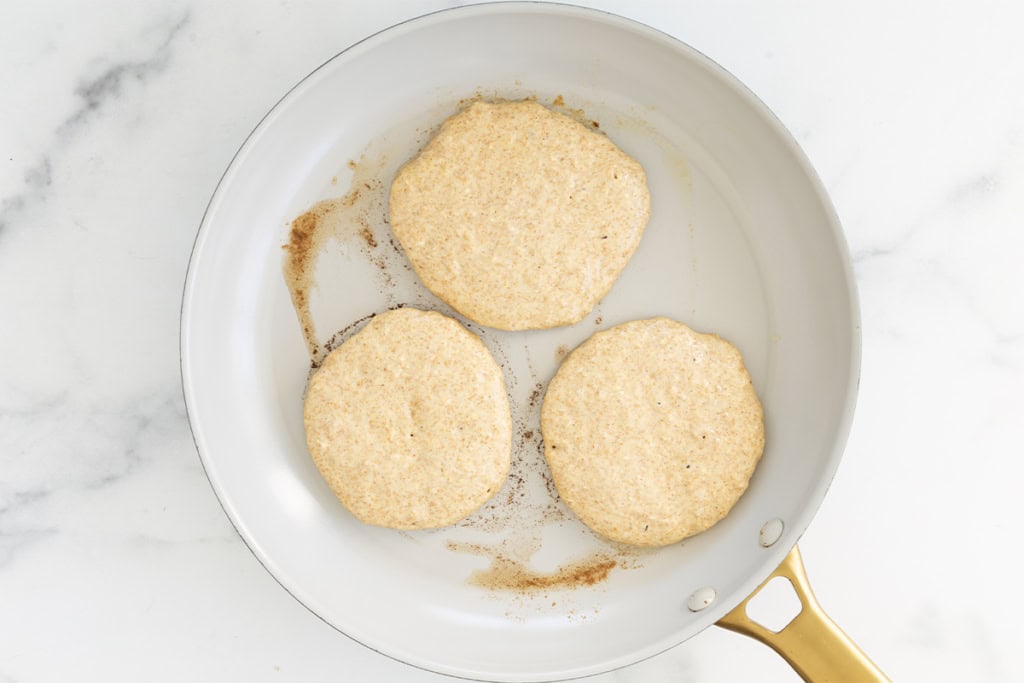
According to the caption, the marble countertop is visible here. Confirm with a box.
[2,1,1022,681]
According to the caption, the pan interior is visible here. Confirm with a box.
[181,5,859,681]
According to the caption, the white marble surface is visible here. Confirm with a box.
[2,1,1023,681]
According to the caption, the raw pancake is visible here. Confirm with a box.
[541,318,765,547]
[303,307,511,529]
[388,100,651,330]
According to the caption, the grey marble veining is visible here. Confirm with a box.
[1,12,190,237]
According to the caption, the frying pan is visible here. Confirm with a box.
[180,3,886,681]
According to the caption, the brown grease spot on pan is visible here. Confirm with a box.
[282,156,388,363]
[448,541,616,591]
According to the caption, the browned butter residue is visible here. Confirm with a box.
[550,94,600,131]
[360,226,377,248]
[447,541,616,591]
[282,157,386,362]
[282,201,335,360]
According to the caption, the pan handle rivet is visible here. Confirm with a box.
[687,586,716,612]
[759,518,784,547]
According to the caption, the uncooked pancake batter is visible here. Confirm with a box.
[541,317,765,546]
[389,100,650,330]
[303,307,512,529]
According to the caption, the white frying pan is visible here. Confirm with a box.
[180,3,886,680]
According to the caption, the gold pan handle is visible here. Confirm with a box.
[716,545,889,682]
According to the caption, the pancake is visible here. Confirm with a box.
[303,307,511,529]
[540,317,765,546]
[388,100,650,330]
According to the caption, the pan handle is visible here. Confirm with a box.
[716,544,889,682]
